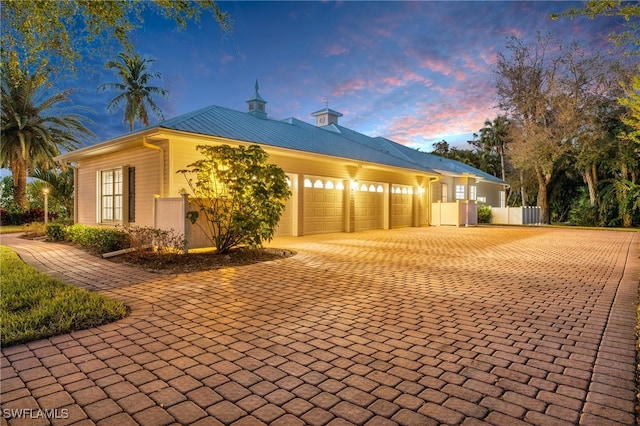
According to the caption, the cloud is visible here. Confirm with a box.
[332,77,368,97]
[323,43,349,57]
[220,53,234,64]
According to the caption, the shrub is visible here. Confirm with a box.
[65,224,130,253]
[118,225,187,257]
[45,223,66,241]
[0,207,59,226]
[178,144,291,253]
[477,204,492,223]
[22,222,46,238]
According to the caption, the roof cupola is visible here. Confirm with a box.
[247,79,267,119]
[311,107,342,126]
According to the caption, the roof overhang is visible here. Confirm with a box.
[54,128,161,164]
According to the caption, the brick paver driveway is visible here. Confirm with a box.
[1,226,638,425]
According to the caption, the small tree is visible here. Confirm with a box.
[179,144,291,254]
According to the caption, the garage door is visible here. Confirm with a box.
[355,182,384,231]
[303,177,345,235]
[391,185,413,228]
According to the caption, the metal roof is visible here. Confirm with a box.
[58,101,505,185]
[159,105,442,174]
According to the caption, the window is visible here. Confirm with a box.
[99,167,134,223]
[455,185,465,200]
[441,183,448,202]
[470,185,477,201]
[500,191,506,208]
[101,169,123,222]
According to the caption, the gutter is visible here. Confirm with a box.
[428,176,440,226]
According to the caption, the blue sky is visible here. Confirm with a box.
[69,1,626,151]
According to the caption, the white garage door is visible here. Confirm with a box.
[355,182,384,231]
[391,185,414,228]
[303,177,345,235]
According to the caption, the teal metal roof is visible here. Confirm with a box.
[158,104,505,184]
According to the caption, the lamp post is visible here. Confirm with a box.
[43,187,50,225]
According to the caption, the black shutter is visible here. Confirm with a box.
[128,167,135,222]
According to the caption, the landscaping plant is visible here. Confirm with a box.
[179,144,291,253]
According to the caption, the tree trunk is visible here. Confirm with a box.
[10,157,28,210]
[520,170,527,207]
[535,168,550,224]
[583,168,597,206]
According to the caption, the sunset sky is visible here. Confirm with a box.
[70,1,626,151]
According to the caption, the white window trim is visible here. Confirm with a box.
[97,167,129,224]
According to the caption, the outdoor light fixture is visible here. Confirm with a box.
[43,187,50,225]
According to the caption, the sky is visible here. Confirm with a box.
[67,1,628,152]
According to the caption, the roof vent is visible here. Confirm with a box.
[311,108,342,126]
[247,79,267,119]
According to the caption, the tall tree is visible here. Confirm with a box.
[0,64,94,209]
[97,52,169,132]
[475,116,511,182]
[496,33,565,223]
[1,1,232,77]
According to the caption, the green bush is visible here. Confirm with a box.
[478,204,492,223]
[45,223,66,241]
[65,224,130,253]
[118,225,187,257]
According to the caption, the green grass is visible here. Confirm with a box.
[0,225,27,234]
[0,245,127,347]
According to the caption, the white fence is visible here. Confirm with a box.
[490,206,541,225]
[153,196,212,249]
[431,201,478,227]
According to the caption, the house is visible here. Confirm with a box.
[56,82,507,246]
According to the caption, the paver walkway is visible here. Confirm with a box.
[1,226,638,426]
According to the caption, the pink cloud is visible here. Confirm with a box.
[332,77,368,96]
[323,43,349,57]
[220,53,234,64]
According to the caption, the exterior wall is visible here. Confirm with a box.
[477,181,503,207]
[72,131,503,238]
[76,145,160,227]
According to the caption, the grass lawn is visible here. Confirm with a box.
[0,225,27,234]
[0,245,127,347]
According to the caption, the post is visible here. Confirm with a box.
[43,187,50,225]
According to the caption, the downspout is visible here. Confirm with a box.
[429,175,440,226]
[142,137,165,228]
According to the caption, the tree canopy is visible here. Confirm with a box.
[0,64,94,209]
[97,52,169,131]
[0,0,232,76]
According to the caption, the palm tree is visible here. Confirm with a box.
[1,64,94,210]
[97,52,169,132]
[477,116,510,182]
